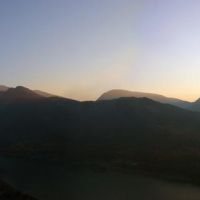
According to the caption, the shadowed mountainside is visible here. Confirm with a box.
[2,86,200,182]
[1,88,200,181]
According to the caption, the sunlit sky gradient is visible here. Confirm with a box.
[1,0,200,101]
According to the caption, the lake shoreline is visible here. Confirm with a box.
[1,154,200,192]
[1,155,200,200]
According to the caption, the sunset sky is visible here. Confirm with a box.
[1,0,200,101]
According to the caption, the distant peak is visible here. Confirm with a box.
[97,89,191,109]
[15,86,26,89]
[15,86,30,91]
[0,85,42,103]
[194,98,200,103]
[0,85,9,92]
[8,86,36,94]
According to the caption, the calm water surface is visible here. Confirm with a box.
[0,157,200,200]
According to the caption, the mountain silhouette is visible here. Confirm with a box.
[0,85,9,92]
[0,86,43,103]
[1,85,199,111]
[1,94,200,180]
[98,89,191,109]
[190,98,200,111]
[0,85,55,98]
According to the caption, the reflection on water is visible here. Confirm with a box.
[0,157,200,200]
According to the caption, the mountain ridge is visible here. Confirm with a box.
[1,93,200,181]
[1,85,200,111]
[0,85,55,98]
[98,89,192,109]
[0,86,43,103]
[0,85,9,92]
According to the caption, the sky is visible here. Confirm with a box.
[1,0,200,101]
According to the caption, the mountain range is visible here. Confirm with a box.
[0,85,9,92]
[98,89,195,109]
[1,85,200,181]
[0,86,200,176]
[0,85,55,101]
[1,85,200,111]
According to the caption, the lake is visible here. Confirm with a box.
[0,156,200,200]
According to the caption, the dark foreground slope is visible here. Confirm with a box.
[0,181,37,200]
[1,95,200,181]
